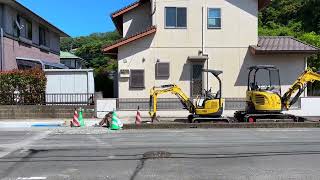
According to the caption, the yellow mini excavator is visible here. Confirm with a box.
[234,65,320,122]
[149,69,229,123]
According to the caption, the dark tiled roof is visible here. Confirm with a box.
[250,36,320,55]
[111,0,147,18]
[102,26,157,54]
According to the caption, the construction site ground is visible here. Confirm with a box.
[1,128,320,179]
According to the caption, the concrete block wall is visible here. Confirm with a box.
[0,105,95,119]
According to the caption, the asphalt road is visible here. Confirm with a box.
[0,128,320,179]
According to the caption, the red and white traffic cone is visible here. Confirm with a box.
[135,106,142,125]
[70,109,80,127]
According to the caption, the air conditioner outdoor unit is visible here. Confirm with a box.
[120,69,130,78]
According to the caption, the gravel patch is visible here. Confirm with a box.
[50,127,123,135]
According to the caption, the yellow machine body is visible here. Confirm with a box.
[149,84,224,119]
[246,91,281,112]
[149,69,225,122]
[195,99,224,116]
[235,65,320,122]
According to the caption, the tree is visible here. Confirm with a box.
[60,31,121,98]
[259,0,320,69]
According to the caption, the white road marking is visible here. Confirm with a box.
[17,177,47,180]
[256,129,312,132]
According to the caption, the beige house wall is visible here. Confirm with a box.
[153,0,258,48]
[123,2,152,38]
[118,41,307,98]
[117,0,307,99]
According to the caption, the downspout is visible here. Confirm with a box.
[201,7,204,56]
[202,7,209,90]
[0,27,4,71]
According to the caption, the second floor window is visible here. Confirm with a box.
[165,7,187,28]
[39,27,48,46]
[208,8,221,29]
[17,15,32,40]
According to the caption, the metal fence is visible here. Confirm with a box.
[45,93,94,105]
[117,98,301,111]
[0,93,94,105]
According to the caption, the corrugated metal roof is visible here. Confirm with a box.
[60,51,83,59]
[250,36,320,55]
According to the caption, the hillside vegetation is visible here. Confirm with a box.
[60,0,320,96]
[259,0,320,70]
[60,32,120,97]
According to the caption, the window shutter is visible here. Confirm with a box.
[156,63,170,77]
[130,70,145,88]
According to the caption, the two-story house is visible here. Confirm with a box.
[103,0,320,99]
[0,0,69,71]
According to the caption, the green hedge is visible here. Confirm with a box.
[0,69,47,105]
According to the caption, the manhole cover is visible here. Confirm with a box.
[143,151,171,159]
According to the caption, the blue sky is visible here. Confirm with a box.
[17,0,137,37]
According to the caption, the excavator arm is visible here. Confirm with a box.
[282,69,320,110]
[149,84,195,119]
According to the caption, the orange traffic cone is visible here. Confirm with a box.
[135,106,142,125]
[70,109,80,127]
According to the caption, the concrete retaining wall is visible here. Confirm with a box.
[0,105,95,119]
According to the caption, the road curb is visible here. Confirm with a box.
[123,122,320,129]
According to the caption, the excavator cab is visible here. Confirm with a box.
[235,64,320,122]
[246,65,282,113]
[194,70,224,117]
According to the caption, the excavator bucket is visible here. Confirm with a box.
[149,95,155,117]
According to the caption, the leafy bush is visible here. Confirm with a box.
[0,69,47,105]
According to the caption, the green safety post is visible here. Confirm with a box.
[79,108,85,127]
[110,111,120,130]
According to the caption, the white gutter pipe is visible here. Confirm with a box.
[201,6,209,90]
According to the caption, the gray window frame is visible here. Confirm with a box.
[156,62,170,78]
[165,7,187,29]
[17,15,32,40]
[39,26,49,47]
[130,69,145,89]
[207,8,222,29]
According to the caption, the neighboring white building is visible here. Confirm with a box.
[103,0,319,99]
